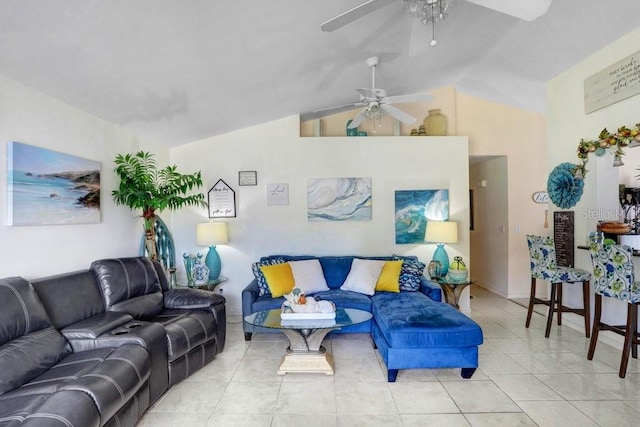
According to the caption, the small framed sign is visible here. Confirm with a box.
[267,183,289,206]
[208,179,236,218]
[239,171,257,186]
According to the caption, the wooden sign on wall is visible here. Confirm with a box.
[554,211,575,268]
[584,49,640,113]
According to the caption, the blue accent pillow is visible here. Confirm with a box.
[252,257,286,296]
[393,255,425,292]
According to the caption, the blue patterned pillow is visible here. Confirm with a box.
[252,257,286,296]
[393,255,425,292]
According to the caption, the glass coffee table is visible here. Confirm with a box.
[244,308,372,375]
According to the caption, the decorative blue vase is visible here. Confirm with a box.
[346,119,358,136]
[205,245,222,281]
[432,244,450,277]
[183,253,196,287]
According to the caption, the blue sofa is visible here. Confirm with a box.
[242,255,483,381]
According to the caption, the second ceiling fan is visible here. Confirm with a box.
[313,56,433,129]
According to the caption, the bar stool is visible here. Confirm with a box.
[588,243,640,378]
[526,235,591,338]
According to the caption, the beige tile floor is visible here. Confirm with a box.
[138,286,640,426]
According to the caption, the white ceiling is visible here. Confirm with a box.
[1,0,639,147]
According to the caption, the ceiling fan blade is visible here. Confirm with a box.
[300,101,365,122]
[320,0,396,32]
[356,87,387,99]
[384,93,434,104]
[349,108,369,128]
[381,104,417,125]
[464,0,552,21]
[313,101,365,114]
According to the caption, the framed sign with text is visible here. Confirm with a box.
[238,170,257,186]
[208,179,236,218]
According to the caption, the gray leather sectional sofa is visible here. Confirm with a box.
[0,257,226,426]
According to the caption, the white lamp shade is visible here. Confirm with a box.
[425,221,458,244]
[196,222,229,246]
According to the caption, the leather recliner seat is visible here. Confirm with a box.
[90,257,226,386]
[0,277,150,427]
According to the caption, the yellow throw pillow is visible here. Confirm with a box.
[260,263,295,297]
[375,260,402,293]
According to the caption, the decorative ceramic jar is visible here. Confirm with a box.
[423,109,447,136]
[192,261,210,286]
[448,256,468,281]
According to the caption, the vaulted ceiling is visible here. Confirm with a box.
[1,0,639,147]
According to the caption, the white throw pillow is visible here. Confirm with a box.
[289,259,330,295]
[340,259,386,296]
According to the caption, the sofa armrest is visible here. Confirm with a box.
[242,279,260,316]
[61,312,134,339]
[163,288,225,310]
[420,276,443,302]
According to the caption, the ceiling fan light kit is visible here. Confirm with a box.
[402,0,451,46]
[321,0,553,47]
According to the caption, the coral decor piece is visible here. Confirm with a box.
[547,162,584,209]
[282,288,335,315]
[576,123,640,178]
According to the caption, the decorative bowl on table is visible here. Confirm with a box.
[598,221,631,234]
[447,269,469,282]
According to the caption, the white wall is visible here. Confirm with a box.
[547,27,640,336]
[170,115,470,315]
[0,74,162,279]
[470,157,510,297]
[457,94,548,299]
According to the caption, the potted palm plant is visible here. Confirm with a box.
[112,151,207,260]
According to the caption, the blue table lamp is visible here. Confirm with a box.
[425,220,458,277]
[196,222,229,282]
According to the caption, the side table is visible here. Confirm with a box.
[177,276,227,292]
[434,277,473,309]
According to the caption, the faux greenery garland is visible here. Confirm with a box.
[576,123,640,178]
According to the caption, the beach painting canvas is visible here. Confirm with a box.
[395,189,449,244]
[307,177,372,221]
[8,142,101,226]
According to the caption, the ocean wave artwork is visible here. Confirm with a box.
[7,141,101,226]
[307,178,372,221]
[395,189,449,244]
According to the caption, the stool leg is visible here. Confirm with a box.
[557,283,563,326]
[620,303,637,378]
[588,294,602,360]
[631,304,638,360]
[545,282,557,338]
[526,277,536,328]
[583,281,591,338]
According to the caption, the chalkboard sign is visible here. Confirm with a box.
[554,211,574,267]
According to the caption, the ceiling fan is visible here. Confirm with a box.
[321,0,552,37]
[313,56,433,129]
